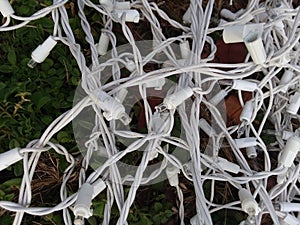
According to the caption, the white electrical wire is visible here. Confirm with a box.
[0,0,300,225]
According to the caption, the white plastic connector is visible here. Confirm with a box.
[209,89,228,106]
[125,58,136,72]
[246,146,257,159]
[157,87,193,111]
[92,179,106,198]
[279,136,300,168]
[145,77,165,90]
[199,118,216,136]
[93,90,131,125]
[286,92,300,115]
[0,148,23,171]
[97,32,110,56]
[232,80,258,92]
[0,0,15,17]
[223,24,263,44]
[165,165,180,187]
[217,157,240,174]
[223,23,266,64]
[282,213,300,225]
[115,2,131,10]
[28,36,57,68]
[238,188,260,216]
[235,137,257,149]
[279,70,294,93]
[73,183,94,225]
[180,40,190,59]
[240,101,254,123]
[277,202,300,212]
[112,10,140,23]
[99,0,114,11]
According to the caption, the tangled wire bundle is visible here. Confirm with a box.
[1,0,300,224]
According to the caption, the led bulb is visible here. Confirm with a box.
[0,148,23,171]
[199,118,216,136]
[232,80,258,92]
[209,89,228,106]
[93,90,131,125]
[240,101,254,123]
[112,10,140,23]
[279,70,294,93]
[165,165,180,186]
[180,40,190,59]
[235,137,257,149]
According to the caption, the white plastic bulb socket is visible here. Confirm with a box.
[94,90,131,125]
[28,36,57,68]
[279,70,294,93]
[235,137,257,149]
[145,77,165,90]
[73,183,93,223]
[125,58,136,72]
[282,213,300,225]
[232,80,258,92]
[0,0,15,17]
[209,89,228,106]
[162,87,193,110]
[217,157,240,174]
[223,23,266,64]
[238,188,260,216]
[97,32,110,56]
[180,40,190,59]
[240,101,254,123]
[199,118,216,136]
[92,179,106,198]
[279,136,300,168]
[278,202,300,212]
[0,148,23,171]
[165,166,180,187]
[112,10,140,23]
[287,92,300,115]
